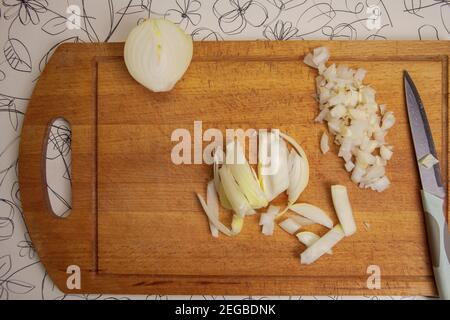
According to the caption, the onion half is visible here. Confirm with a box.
[124,19,193,92]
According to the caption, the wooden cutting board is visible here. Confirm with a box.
[19,41,450,296]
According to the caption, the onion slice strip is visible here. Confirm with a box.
[258,132,290,202]
[279,218,301,234]
[226,140,268,209]
[206,180,219,238]
[196,193,234,236]
[331,185,356,236]
[296,231,332,255]
[300,225,345,264]
[213,151,232,209]
[287,149,307,206]
[290,215,315,226]
[219,165,255,217]
[280,132,309,199]
[290,203,333,229]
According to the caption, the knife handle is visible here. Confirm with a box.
[421,190,450,299]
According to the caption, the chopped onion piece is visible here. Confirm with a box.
[259,212,274,226]
[312,47,330,66]
[419,153,439,168]
[262,221,275,236]
[196,193,234,236]
[206,181,219,238]
[354,68,366,82]
[290,203,333,229]
[351,165,366,183]
[320,132,330,154]
[380,145,393,161]
[296,231,332,255]
[331,185,356,236]
[266,205,280,216]
[279,218,301,234]
[370,176,391,192]
[344,161,355,172]
[303,53,317,69]
[300,225,345,264]
[304,47,394,191]
[259,206,279,236]
[381,111,396,130]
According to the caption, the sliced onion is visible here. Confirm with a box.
[290,215,315,226]
[259,206,279,236]
[231,214,244,234]
[124,19,193,92]
[219,165,255,217]
[289,203,333,228]
[300,225,345,264]
[196,193,234,236]
[296,231,332,254]
[206,181,219,238]
[279,218,301,234]
[279,132,309,195]
[287,149,307,205]
[331,185,356,236]
[258,131,290,202]
[213,151,232,210]
[226,140,268,209]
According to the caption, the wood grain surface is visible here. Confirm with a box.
[18,41,450,296]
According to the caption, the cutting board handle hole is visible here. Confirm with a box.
[45,117,72,218]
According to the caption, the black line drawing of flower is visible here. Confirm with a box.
[0,256,38,299]
[191,27,223,40]
[263,20,298,40]
[213,0,269,35]
[17,232,35,260]
[165,0,201,30]
[3,0,48,25]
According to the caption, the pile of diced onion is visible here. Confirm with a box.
[304,47,395,192]
[197,131,357,265]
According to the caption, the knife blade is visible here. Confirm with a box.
[404,70,450,299]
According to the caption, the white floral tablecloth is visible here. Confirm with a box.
[0,0,448,300]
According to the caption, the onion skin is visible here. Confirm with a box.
[124,19,193,92]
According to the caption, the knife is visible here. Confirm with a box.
[404,71,450,299]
